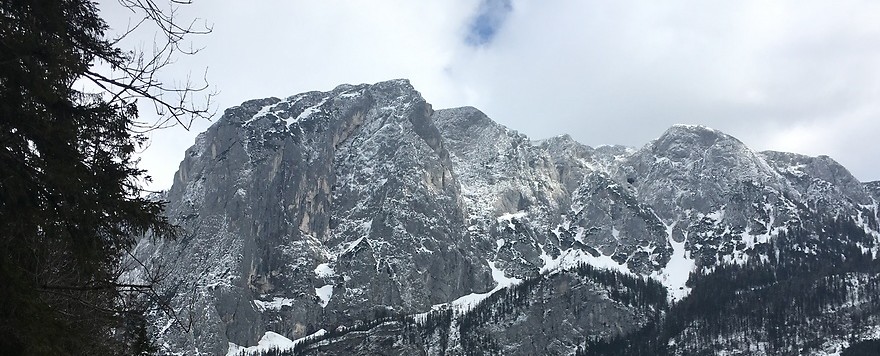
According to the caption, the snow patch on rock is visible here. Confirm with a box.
[315,285,334,308]
[314,263,335,279]
[489,260,522,288]
[253,297,294,312]
[497,211,527,230]
[288,97,329,126]
[651,221,695,302]
[417,260,523,318]
[225,331,296,356]
[540,247,632,276]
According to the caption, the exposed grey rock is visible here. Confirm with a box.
[866,181,880,201]
[135,80,494,355]
[132,81,880,356]
[762,151,872,212]
[624,124,786,221]
[433,106,572,277]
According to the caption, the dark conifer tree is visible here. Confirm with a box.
[1,0,209,354]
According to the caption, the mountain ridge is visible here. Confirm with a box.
[131,79,880,356]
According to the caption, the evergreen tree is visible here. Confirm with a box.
[1,0,209,354]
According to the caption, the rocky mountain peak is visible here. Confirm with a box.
[761,150,872,209]
[623,125,783,222]
[135,81,880,356]
[432,106,519,146]
[652,124,747,161]
[539,135,593,161]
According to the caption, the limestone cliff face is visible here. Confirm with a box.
[135,80,492,354]
[433,107,670,278]
[133,80,880,356]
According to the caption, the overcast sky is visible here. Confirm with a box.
[99,0,880,190]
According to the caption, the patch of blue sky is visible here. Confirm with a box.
[465,0,512,47]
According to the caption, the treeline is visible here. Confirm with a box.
[456,262,666,354]
[459,262,666,329]
[252,261,666,355]
[571,263,667,307]
[580,215,880,356]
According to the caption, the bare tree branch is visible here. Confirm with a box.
[88,0,217,132]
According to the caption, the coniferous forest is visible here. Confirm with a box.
[580,216,880,356]
[254,216,880,356]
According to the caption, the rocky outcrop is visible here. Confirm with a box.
[866,181,880,201]
[135,80,494,354]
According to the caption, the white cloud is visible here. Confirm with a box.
[98,0,880,187]
[448,0,880,180]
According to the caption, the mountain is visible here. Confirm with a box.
[130,80,880,355]
[866,180,880,201]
